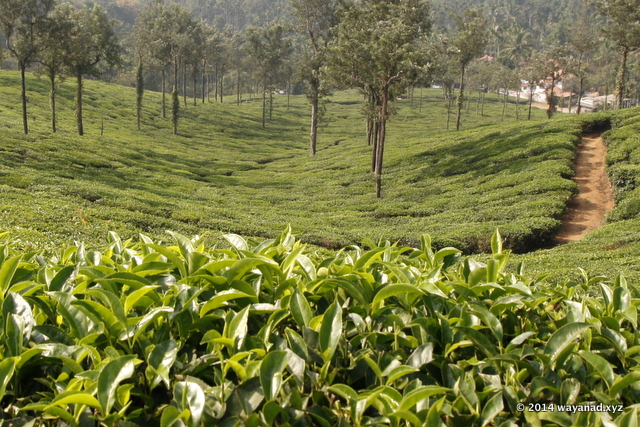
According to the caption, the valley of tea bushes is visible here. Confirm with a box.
[2,70,640,425]
[0,71,567,255]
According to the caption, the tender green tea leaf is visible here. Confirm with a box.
[260,350,289,402]
[97,355,139,414]
[544,323,591,364]
[319,302,342,362]
[174,380,206,427]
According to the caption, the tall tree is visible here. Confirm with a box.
[519,56,546,120]
[491,62,519,121]
[593,0,640,109]
[246,24,293,128]
[37,4,72,133]
[567,16,596,114]
[327,0,431,198]
[61,4,121,136]
[200,23,219,104]
[467,59,494,117]
[212,27,232,104]
[0,0,56,135]
[450,8,488,130]
[227,30,246,105]
[292,0,341,156]
[166,5,195,134]
[182,19,204,106]
[133,1,175,119]
[537,45,568,119]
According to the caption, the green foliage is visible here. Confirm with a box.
[54,2,120,135]
[326,0,431,196]
[245,23,293,127]
[0,0,56,134]
[592,0,640,109]
[0,228,639,426]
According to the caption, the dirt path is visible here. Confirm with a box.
[554,133,615,244]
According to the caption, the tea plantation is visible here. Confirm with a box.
[2,70,640,426]
[0,71,565,255]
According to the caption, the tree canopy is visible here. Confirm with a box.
[327,0,431,197]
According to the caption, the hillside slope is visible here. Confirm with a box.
[0,70,592,254]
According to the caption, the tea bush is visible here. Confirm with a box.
[1,228,639,426]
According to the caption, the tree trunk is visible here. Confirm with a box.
[49,69,56,133]
[515,92,520,120]
[528,87,533,120]
[136,60,143,131]
[182,63,187,107]
[616,46,628,110]
[481,92,485,117]
[269,91,273,119]
[20,65,28,135]
[419,86,423,112]
[76,70,84,136]
[547,76,556,119]
[162,68,166,118]
[202,60,206,104]
[172,57,179,135]
[220,68,224,103]
[455,66,465,130]
[310,89,319,156]
[446,92,452,130]
[577,75,584,114]
[237,72,241,105]
[192,65,197,106]
[262,85,266,128]
[371,119,379,173]
[375,91,388,199]
[502,91,507,121]
[214,65,218,100]
[172,86,179,135]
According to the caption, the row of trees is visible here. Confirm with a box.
[0,0,120,135]
[2,0,640,197]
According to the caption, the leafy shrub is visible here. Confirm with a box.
[1,229,640,426]
[608,191,640,221]
[608,163,640,195]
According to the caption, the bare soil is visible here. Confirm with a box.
[554,133,615,244]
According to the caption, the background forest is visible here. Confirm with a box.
[2,0,638,115]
